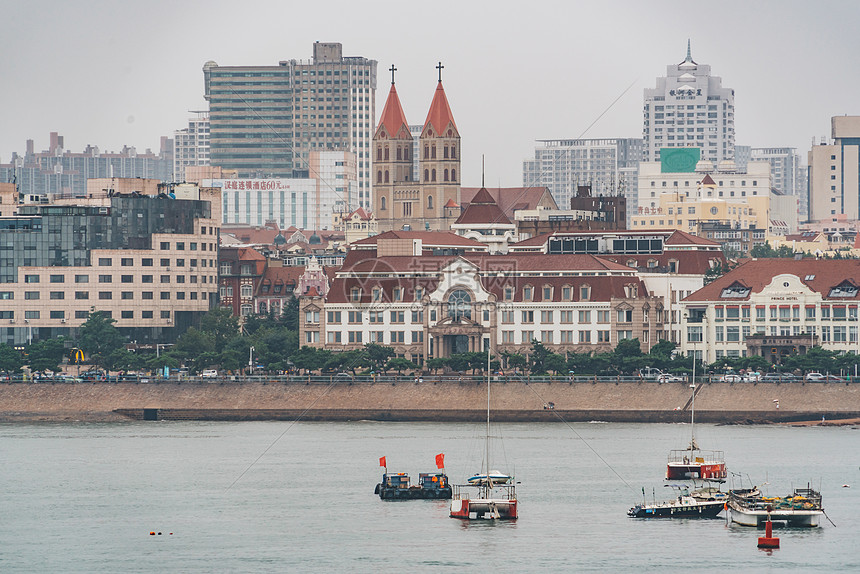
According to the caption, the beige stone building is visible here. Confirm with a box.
[808,116,860,222]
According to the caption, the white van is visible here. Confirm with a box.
[200,369,218,379]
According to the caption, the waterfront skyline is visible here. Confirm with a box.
[3,0,859,188]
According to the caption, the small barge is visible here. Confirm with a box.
[728,486,823,527]
[374,472,452,500]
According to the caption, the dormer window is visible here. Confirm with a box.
[562,285,572,301]
[523,285,533,301]
[720,281,751,299]
[372,288,382,302]
[580,285,590,301]
[542,285,552,300]
[624,284,638,298]
[393,287,402,302]
[350,287,361,302]
[828,281,858,298]
[504,286,513,301]
[415,287,424,301]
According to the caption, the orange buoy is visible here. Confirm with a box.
[757,517,780,549]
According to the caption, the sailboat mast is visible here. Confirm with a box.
[690,383,696,451]
[486,342,491,490]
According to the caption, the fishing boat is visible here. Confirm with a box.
[628,483,726,518]
[666,383,727,481]
[450,348,518,520]
[374,472,452,500]
[728,485,823,527]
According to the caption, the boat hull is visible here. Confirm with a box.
[666,461,727,481]
[450,497,518,520]
[728,505,822,527]
[376,485,452,500]
[628,499,724,518]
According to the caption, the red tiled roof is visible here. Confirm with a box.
[423,81,458,135]
[444,198,459,208]
[350,230,485,248]
[664,229,720,246]
[700,174,716,186]
[339,253,634,275]
[375,84,411,138]
[454,187,511,225]
[348,206,372,220]
[600,251,724,275]
[684,259,860,302]
[460,187,558,219]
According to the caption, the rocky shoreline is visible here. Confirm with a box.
[2,379,860,423]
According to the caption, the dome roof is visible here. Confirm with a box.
[309,232,322,245]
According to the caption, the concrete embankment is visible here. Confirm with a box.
[2,379,860,423]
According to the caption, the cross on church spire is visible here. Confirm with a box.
[436,61,444,82]
[389,64,397,85]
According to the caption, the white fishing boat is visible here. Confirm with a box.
[728,486,823,527]
[450,348,518,520]
[666,383,726,481]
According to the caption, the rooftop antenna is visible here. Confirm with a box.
[686,39,692,61]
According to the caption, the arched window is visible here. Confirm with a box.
[241,304,253,316]
[381,196,387,211]
[451,145,457,159]
[448,289,472,321]
[427,196,433,209]
[424,169,429,182]
[451,168,456,181]
[241,284,253,297]
[444,146,449,159]
[376,171,382,183]
[431,145,436,159]
[259,302,267,314]
[384,147,389,160]
[376,148,382,161]
[384,170,389,183]
[431,169,436,182]
[396,147,402,160]
[424,145,429,159]
[444,169,449,182]
[404,147,409,160]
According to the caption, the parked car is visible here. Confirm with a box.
[719,373,743,382]
[742,372,762,382]
[335,372,354,381]
[657,373,686,383]
[200,369,218,379]
[763,373,798,383]
[805,372,825,381]
[640,367,664,380]
[824,375,846,383]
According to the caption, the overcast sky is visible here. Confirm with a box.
[3,0,859,187]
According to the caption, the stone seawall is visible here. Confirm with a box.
[2,379,859,423]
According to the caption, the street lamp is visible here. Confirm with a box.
[248,346,255,374]
[24,319,32,346]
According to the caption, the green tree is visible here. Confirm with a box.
[290,346,331,373]
[503,352,527,372]
[528,340,551,374]
[0,343,23,373]
[199,307,240,352]
[386,357,416,374]
[426,357,447,373]
[173,327,215,363]
[104,348,145,372]
[364,343,394,372]
[77,311,124,369]
[25,337,68,373]
[544,352,567,374]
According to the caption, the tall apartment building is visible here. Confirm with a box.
[203,42,377,209]
[0,186,220,346]
[750,147,806,220]
[0,132,173,196]
[808,116,860,222]
[642,41,735,164]
[522,138,642,215]
[174,111,210,182]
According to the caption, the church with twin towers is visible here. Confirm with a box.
[373,63,462,232]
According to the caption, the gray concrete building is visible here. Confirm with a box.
[522,138,642,216]
[808,116,860,222]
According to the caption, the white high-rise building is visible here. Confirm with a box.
[642,41,735,164]
[522,138,642,212]
[173,111,210,182]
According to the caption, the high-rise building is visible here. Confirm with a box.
[203,42,377,209]
[808,116,860,222]
[642,41,735,164]
[0,132,173,196]
[372,71,461,232]
[750,147,806,220]
[522,138,642,215]
[174,111,210,182]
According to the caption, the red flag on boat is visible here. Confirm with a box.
[435,453,445,469]
[379,456,387,468]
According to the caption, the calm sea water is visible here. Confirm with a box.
[1,420,857,573]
